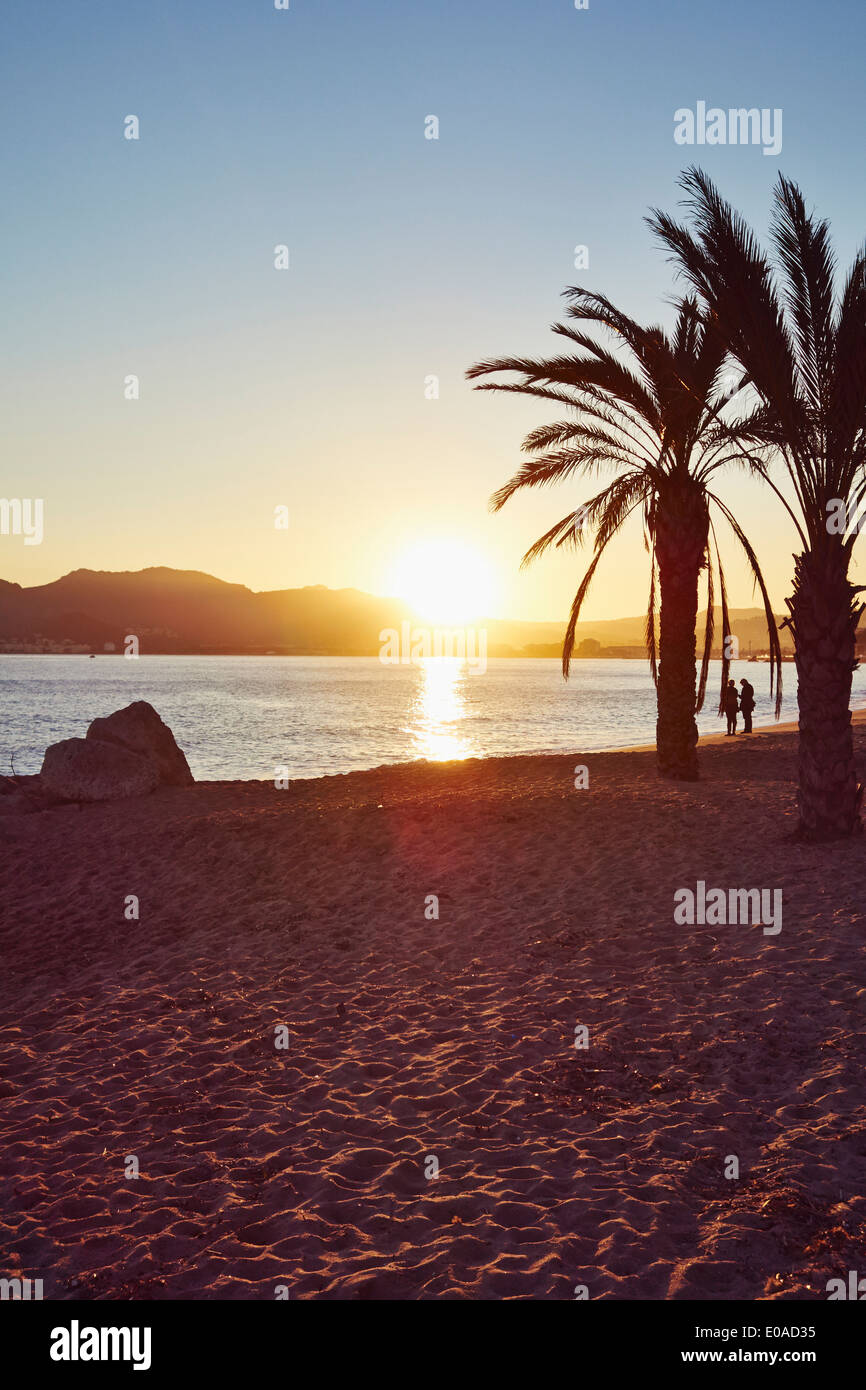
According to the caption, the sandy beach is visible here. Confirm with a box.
[2,717,865,1301]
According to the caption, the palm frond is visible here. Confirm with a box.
[489,444,637,512]
[645,542,658,688]
[562,547,607,679]
[696,555,714,712]
[562,497,646,677]
[714,537,732,716]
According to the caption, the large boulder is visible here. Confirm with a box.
[38,701,193,802]
[86,701,194,787]
[40,737,161,802]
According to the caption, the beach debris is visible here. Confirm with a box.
[39,700,193,802]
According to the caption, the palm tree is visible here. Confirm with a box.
[467,290,782,780]
[648,169,866,837]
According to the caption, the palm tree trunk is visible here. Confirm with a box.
[654,483,708,780]
[786,542,862,839]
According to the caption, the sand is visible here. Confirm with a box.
[2,718,865,1301]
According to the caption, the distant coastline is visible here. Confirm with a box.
[0,565,806,660]
[0,643,789,660]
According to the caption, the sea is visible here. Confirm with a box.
[3,654,865,782]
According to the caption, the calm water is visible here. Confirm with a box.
[3,655,864,782]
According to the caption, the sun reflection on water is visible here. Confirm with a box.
[408,657,475,761]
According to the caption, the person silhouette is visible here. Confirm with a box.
[724,679,739,735]
[739,677,755,733]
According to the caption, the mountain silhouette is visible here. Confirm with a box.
[0,566,795,656]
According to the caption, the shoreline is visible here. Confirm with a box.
[186,706,866,790]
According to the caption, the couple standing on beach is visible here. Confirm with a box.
[724,677,755,736]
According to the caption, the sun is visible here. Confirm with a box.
[388,539,494,624]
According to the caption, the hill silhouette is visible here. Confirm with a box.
[0,566,796,656]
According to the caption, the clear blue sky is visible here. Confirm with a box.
[3,0,866,620]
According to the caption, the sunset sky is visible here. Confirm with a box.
[4,0,866,622]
